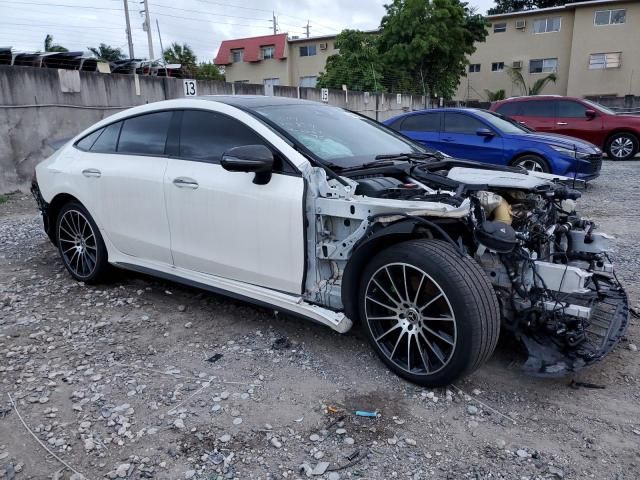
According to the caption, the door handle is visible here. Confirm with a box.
[557,122,568,126]
[518,121,527,125]
[82,168,101,178]
[172,177,199,189]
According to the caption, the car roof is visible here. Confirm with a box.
[496,95,581,103]
[200,95,323,109]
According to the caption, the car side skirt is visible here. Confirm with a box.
[112,260,353,334]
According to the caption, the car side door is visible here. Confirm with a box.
[515,99,557,132]
[440,112,504,164]
[163,109,305,294]
[555,100,604,144]
[74,111,173,265]
[395,112,442,149]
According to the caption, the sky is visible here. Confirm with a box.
[0,0,496,63]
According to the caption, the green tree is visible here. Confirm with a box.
[44,34,68,52]
[317,30,384,91]
[88,44,126,62]
[378,0,488,98]
[195,62,224,81]
[485,88,506,101]
[163,42,197,77]
[507,66,557,95]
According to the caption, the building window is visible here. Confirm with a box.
[261,46,275,59]
[530,58,558,73]
[263,78,280,86]
[589,52,621,69]
[594,9,626,26]
[468,63,481,73]
[300,76,317,88]
[493,22,507,33]
[533,17,561,33]
[491,62,505,72]
[231,49,244,63]
[299,45,317,57]
[234,80,250,84]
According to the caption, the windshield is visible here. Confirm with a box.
[473,109,530,134]
[582,99,616,115]
[253,104,427,168]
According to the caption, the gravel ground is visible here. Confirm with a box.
[1,161,639,480]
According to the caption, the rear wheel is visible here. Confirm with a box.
[358,239,500,386]
[56,202,108,283]
[606,132,638,160]
[511,154,550,173]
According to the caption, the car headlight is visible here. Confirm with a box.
[550,145,592,159]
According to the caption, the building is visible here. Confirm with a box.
[214,33,338,88]
[458,0,640,102]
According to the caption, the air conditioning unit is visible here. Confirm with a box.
[515,19,526,29]
[319,42,328,50]
[512,60,523,69]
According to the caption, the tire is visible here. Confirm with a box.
[358,239,500,387]
[511,154,550,173]
[606,132,638,161]
[56,202,108,283]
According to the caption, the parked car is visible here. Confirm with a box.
[384,108,602,180]
[490,95,640,161]
[31,96,628,385]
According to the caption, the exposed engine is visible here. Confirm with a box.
[340,158,629,376]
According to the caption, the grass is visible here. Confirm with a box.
[0,195,7,205]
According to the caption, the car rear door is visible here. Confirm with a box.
[395,112,441,149]
[75,112,173,265]
[163,109,305,294]
[439,112,504,163]
[555,100,604,143]
[513,99,557,132]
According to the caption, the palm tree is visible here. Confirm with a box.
[163,42,197,76]
[44,34,68,52]
[485,89,506,101]
[89,44,126,62]
[507,66,557,96]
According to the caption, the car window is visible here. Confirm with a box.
[179,110,269,163]
[76,128,104,151]
[557,101,587,118]
[495,102,521,117]
[117,112,172,155]
[400,113,441,132]
[91,121,122,153]
[443,113,486,134]
[518,100,556,117]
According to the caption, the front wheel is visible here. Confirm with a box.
[56,202,108,283]
[606,133,638,160]
[511,154,550,173]
[358,239,500,386]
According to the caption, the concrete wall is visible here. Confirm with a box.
[0,65,424,192]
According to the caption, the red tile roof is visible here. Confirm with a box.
[214,33,288,65]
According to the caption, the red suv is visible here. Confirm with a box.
[490,96,640,160]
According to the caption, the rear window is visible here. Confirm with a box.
[400,113,441,132]
[75,128,104,151]
[495,102,521,117]
[517,100,556,117]
[117,112,172,155]
[91,122,122,153]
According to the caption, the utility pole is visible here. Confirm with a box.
[304,20,310,38]
[270,11,277,35]
[123,0,134,59]
[156,18,165,61]
[141,0,154,60]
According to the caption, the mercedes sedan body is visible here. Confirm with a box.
[32,96,629,385]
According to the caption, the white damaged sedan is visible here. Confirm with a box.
[32,96,629,386]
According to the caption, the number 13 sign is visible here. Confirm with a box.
[183,79,197,96]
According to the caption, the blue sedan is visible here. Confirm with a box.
[384,108,602,180]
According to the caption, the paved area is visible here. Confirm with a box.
[0,160,639,480]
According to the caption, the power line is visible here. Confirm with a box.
[1,0,124,10]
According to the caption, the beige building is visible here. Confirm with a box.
[214,32,338,88]
[458,0,640,101]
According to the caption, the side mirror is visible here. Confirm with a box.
[221,145,274,185]
[476,128,495,137]
[585,109,597,120]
